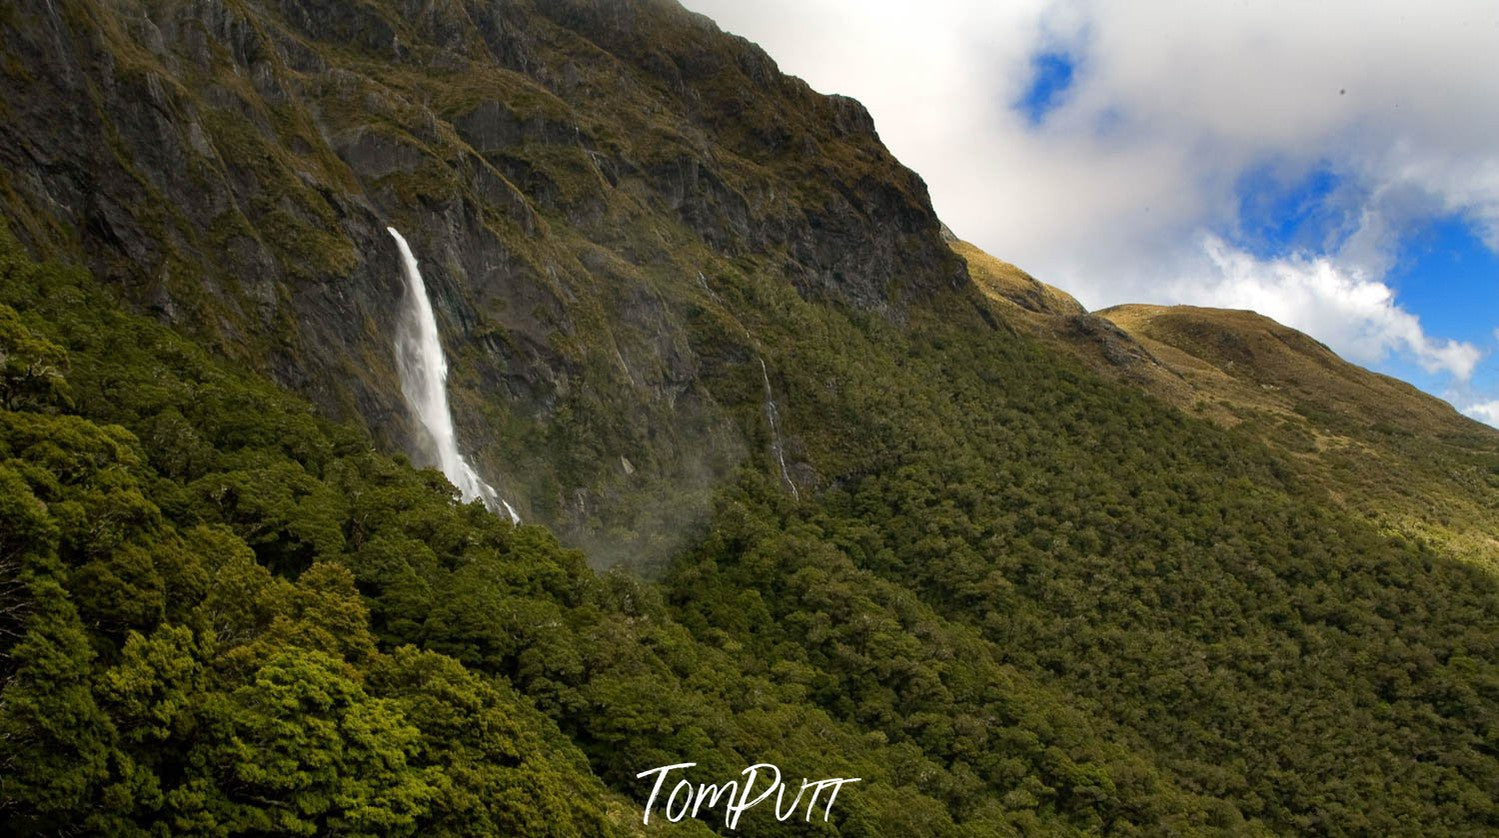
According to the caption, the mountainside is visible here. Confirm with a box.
[1099,304,1499,560]
[0,0,964,566]
[958,238,1499,570]
[3,1,1499,836]
[1097,302,1489,444]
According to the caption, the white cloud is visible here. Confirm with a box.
[681,0,1499,395]
[1463,401,1499,429]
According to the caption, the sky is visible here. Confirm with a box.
[680,0,1499,427]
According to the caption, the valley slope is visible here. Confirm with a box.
[957,237,1499,569]
[2,1,1498,835]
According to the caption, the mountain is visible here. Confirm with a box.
[0,0,964,569]
[3,1,1498,835]
[959,233,1499,568]
[1098,304,1499,562]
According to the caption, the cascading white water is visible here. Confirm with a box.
[758,356,799,500]
[388,227,520,524]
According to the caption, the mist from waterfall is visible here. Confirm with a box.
[388,227,520,524]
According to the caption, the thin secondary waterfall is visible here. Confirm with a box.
[700,267,798,501]
[758,356,799,500]
[388,227,520,524]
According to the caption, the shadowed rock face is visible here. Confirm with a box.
[0,0,964,565]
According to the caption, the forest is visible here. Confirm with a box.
[3,222,1496,834]
[2,0,1497,834]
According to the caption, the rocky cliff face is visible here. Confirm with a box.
[0,0,966,565]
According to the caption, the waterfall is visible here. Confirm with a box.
[388,227,520,524]
[758,356,799,500]
[699,267,798,501]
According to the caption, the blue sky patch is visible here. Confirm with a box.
[1366,213,1499,408]
[1015,51,1077,126]
[1385,214,1499,348]
[1231,162,1357,258]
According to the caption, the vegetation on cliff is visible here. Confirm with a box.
[4,220,1498,833]
[1,1,1498,835]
